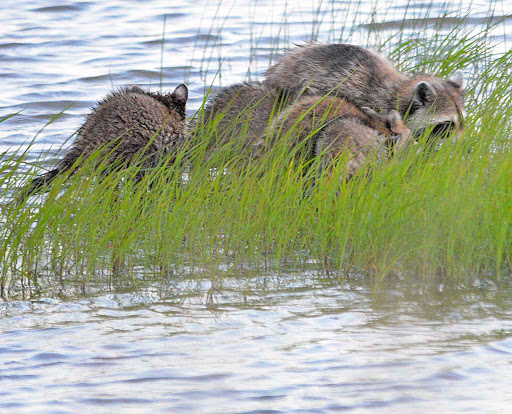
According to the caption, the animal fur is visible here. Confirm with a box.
[264,43,465,138]
[23,84,189,198]
[315,108,410,181]
[199,81,411,178]
[269,95,411,180]
[198,81,293,151]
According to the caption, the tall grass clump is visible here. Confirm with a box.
[1,1,512,297]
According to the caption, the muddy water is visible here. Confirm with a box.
[2,0,512,412]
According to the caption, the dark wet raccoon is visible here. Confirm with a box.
[23,84,189,198]
[264,43,465,139]
[270,95,411,180]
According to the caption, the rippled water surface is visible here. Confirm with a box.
[2,0,512,412]
[2,276,512,413]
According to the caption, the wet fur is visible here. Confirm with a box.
[22,85,189,198]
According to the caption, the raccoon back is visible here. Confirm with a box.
[199,82,293,149]
[77,89,185,157]
[264,43,406,112]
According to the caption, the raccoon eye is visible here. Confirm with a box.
[431,122,454,137]
[409,101,421,115]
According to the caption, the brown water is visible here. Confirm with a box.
[2,0,512,412]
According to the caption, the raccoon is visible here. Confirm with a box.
[201,84,411,176]
[198,81,293,151]
[315,107,410,181]
[22,84,189,198]
[269,95,411,180]
[264,43,465,139]
[270,95,403,147]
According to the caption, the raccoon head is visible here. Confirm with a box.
[164,84,189,121]
[400,72,465,140]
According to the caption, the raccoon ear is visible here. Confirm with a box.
[449,71,466,91]
[172,84,188,105]
[130,86,145,94]
[414,81,435,105]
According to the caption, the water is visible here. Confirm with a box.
[2,0,512,412]
[2,276,512,413]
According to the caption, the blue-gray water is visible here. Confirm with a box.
[2,276,512,413]
[2,0,512,412]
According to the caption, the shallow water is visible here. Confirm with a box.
[1,276,512,413]
[2,0,512,412]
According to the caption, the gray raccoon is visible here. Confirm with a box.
[23,84,189,198]
[198,81,293,151]
[269,95,411,180]
[264,43,465,139]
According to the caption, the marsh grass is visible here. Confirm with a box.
[1,0,512,298]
